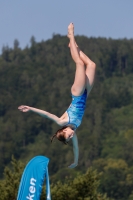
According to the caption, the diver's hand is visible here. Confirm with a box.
[18,105,30,112]
[68,162,78,169]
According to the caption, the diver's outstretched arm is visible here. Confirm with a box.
[18,105,66,126]
[68,133,79,168]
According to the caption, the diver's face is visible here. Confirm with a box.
[63,127,75,141]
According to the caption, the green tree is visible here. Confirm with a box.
[41,168,111,200]
[93,158,133,200]
[0,156,24,200]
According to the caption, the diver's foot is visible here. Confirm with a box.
[67,23,74,39]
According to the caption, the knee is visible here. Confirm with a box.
[87,61,96,70]
[91,61,96,69]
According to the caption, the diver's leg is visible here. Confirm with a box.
[69,42,96,95]
[77,46,96,94]
[68,23,86,96]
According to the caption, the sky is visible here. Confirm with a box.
[0,0,133,52]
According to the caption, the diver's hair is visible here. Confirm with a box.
[51,127,68,145]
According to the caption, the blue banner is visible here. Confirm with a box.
[17,156,51,200]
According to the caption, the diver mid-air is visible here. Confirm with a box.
[18,23,96,168]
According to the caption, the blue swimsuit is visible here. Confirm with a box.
[66,89,87,129]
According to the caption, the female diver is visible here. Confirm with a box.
[18,23,96,168]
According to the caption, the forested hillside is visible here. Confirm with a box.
[0,35,133,199]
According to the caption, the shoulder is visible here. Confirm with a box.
[58,112,68,126]
[60,111,68,119]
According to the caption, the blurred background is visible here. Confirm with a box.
[0,0,133,51]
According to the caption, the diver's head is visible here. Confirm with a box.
[51,127,74,144]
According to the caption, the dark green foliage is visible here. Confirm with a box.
[0,35,133,199]
[0,157,110,200]
[93,158,133,200]
[47,168,110,200]
[0,156,25,200]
